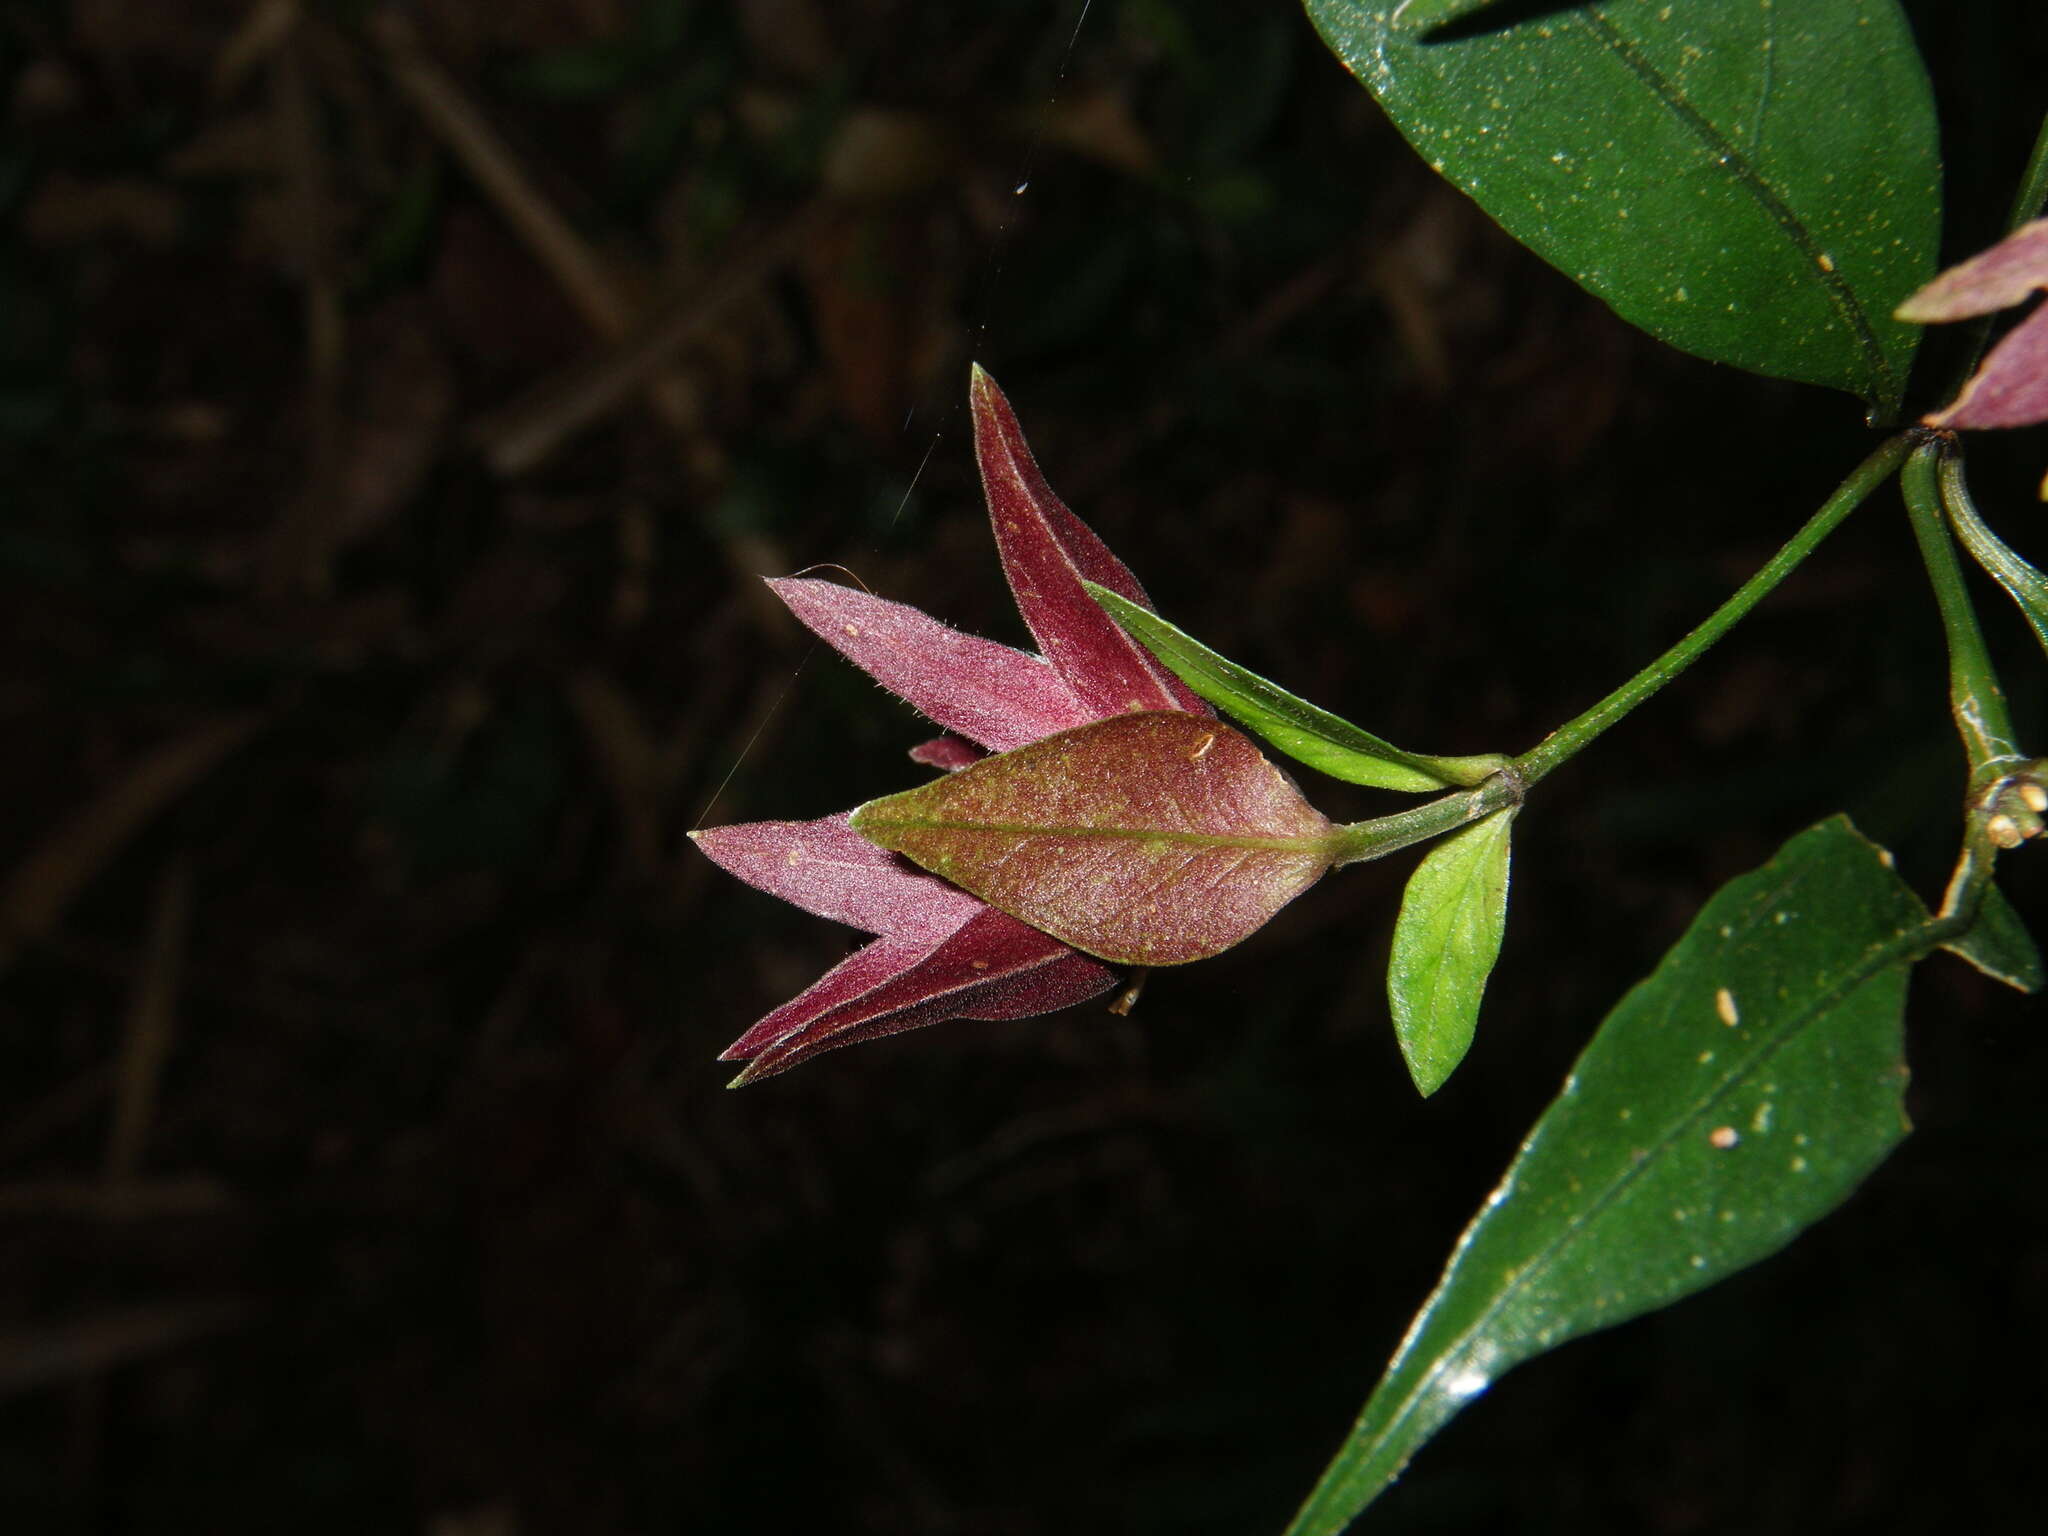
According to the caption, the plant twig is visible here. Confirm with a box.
[1511,433,1913,785]
[370,6,710,463]
[1901,437,2022,773]
[371,8,630,338]
[471,203,828,475]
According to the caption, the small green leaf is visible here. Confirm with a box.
[1303,0,1940,414]
[1083,582,1501,791]
[1388,807,1514,1095]
[1941,472,2048,664]
[1287,817,1926,1533]
[851,713,1338,965]
[1942,882,2043,993]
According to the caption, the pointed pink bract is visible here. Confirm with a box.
[1927,302,2048,430]
[727,909,1115,1083]
[690,813,982,943]
[770,577,1096,752]
[970,366,1209,719]
[1897,220,2048,322]
[720,933,943,1061]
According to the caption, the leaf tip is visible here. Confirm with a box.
[1408,1064,1451,1099]
[846,795,899,849]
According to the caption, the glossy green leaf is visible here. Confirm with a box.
[851,713,1338,965]
[1388,807,1514,1095]
[1942,882,2043,993]
[1083,582,1502,791]
[1388,0,1514,32]
[1302,0,1939,414]
[1942,473,2048,663]
[1287,817,1926,1533]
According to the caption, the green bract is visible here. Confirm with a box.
[1941,882,2045,994]
[1387,806,1515,1096]
[1084,581,1502,792]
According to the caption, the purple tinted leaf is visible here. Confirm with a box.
[909,734,984,771]
[688,812,982,942]
[851,712,1337,965]
[728,909,1117,1084]
[1927,302,2048,430]
[970,366,1209,718]
[1897,220,2048,322]
[769,576,1095,751]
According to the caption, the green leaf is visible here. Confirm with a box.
[1388,807,1514,1095]
[851,713,1338,965]
[1082,582,1502,791]
[1942,473,2048,664]
[1302,0,1940,415]
[1287,817,1926,1533]
[1388,0,1514,32]
[1942,882,2043,993]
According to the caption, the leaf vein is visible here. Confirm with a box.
[1579,5,1892,404]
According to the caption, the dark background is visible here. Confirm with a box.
[3,2,2045,1531]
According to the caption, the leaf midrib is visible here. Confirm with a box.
[1577,5,1895,403]
[858,816,1334,855]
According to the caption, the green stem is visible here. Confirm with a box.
[1901,438,2022,773]
[1508,433,1913,787]
[1935,822,2000,926]
[1331,768,1523,868]
[1999,106,2048,233]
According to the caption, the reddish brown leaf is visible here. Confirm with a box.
[851,712,1337,965]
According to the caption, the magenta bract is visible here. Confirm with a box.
[971,366,1210,720]
[690,815,1114,1084]
[1897,220,2048,431]
[1896,220,2048,323]
[692,368,1209,1082]
[1928,304,2048,431]
[769,577,1095,753]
